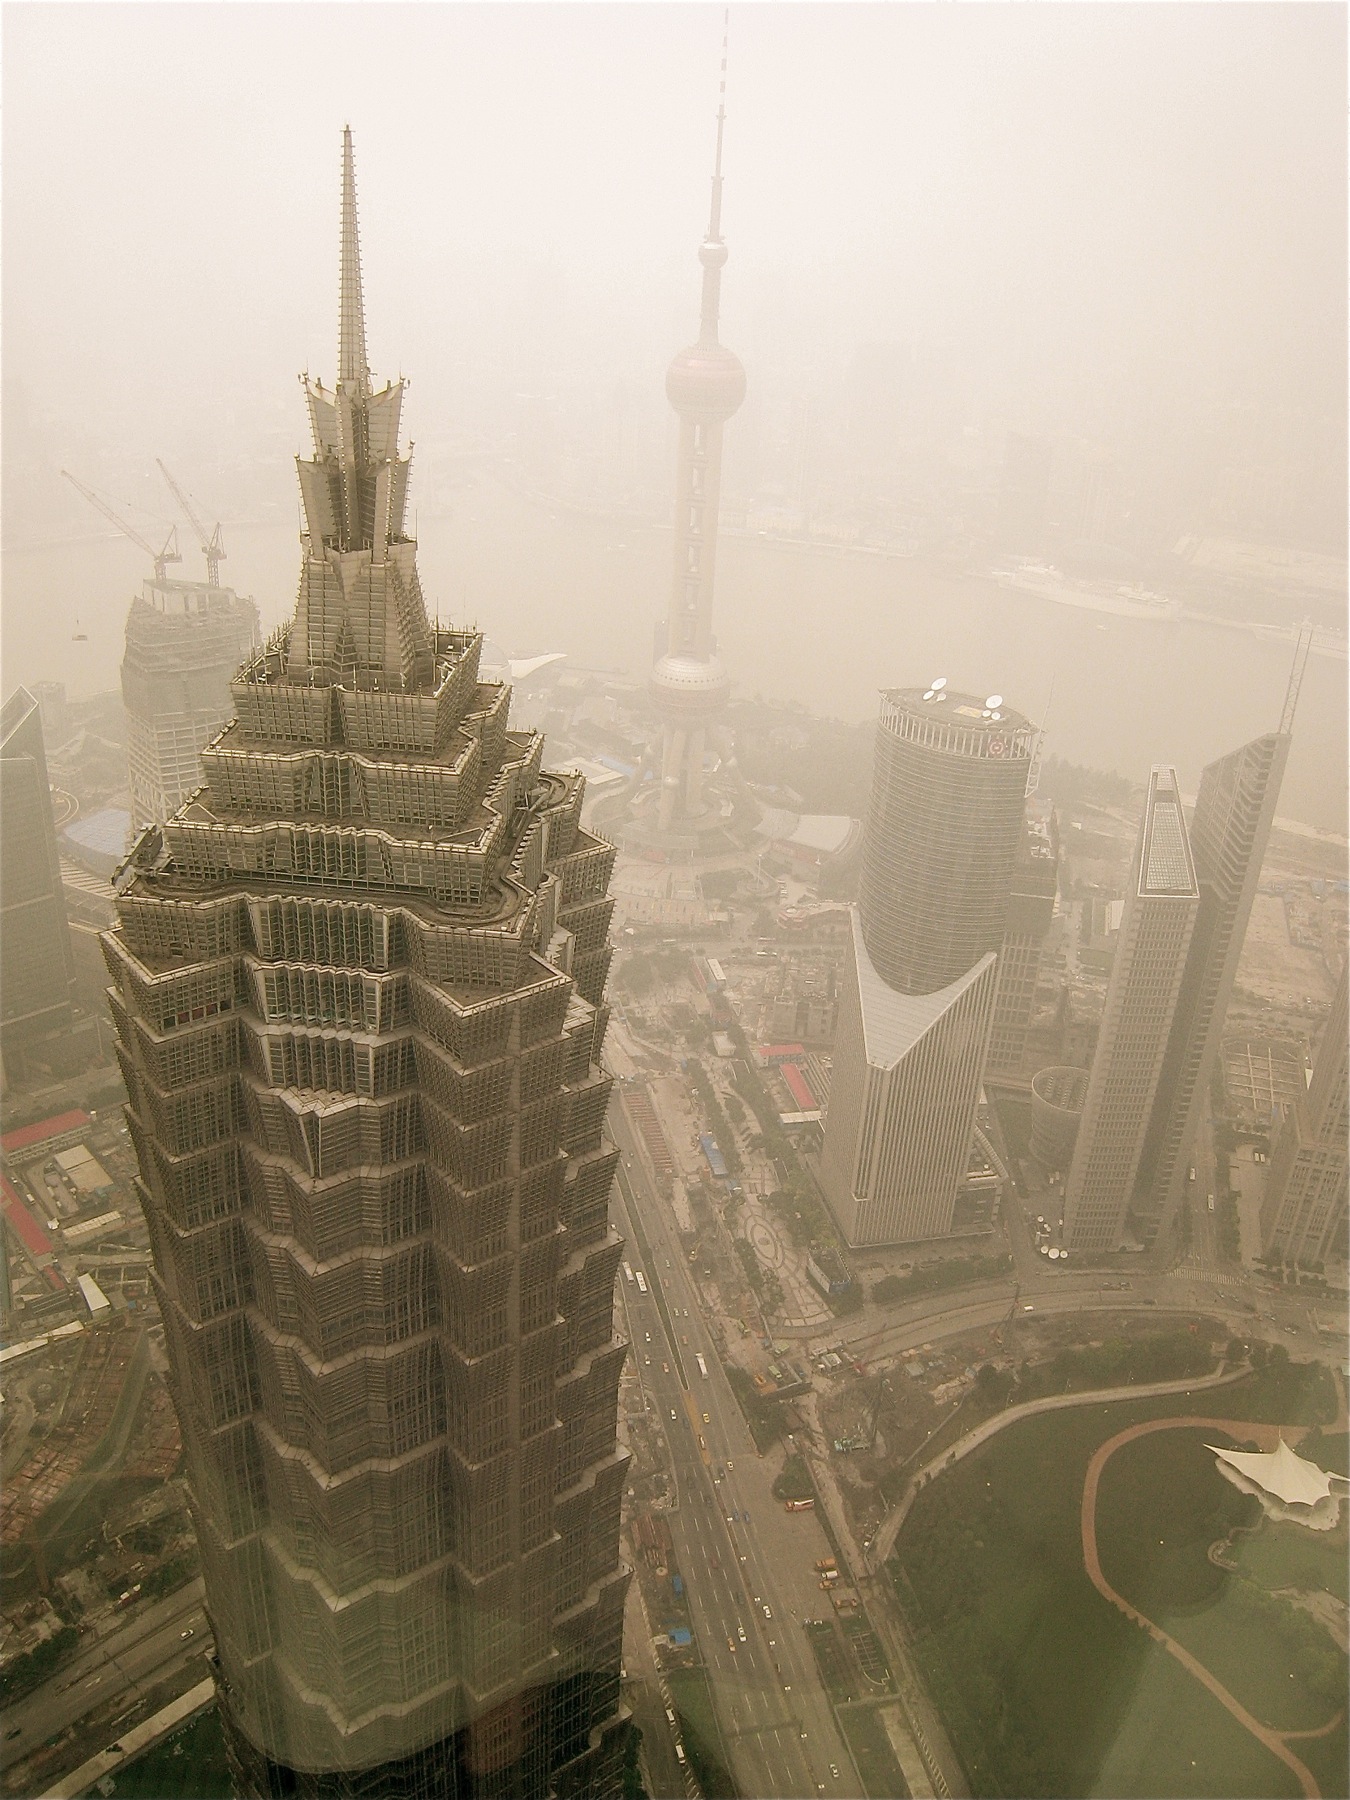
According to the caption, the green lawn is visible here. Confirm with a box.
[837,1705,909,1800]
[1231,1515,1349,1605]
[1088,1643,1299,1800]
[1097,1425,1348,1729]
[89,1706,230,1799]
[890,1363,1345,1798]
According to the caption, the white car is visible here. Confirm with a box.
[736,1624,747,1643]
[762,1604,772,1619]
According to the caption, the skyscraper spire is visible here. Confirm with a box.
[338,125,369,392]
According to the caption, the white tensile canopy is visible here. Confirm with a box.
[1206,1437,1337,1508]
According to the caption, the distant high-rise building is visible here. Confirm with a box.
[122,577,259,825]
[649,50,746,832]
[1,686,75,1059]
[1260,965,1348,1267]
[996,433,1051,554]
[820,685,1034,1244]
[1135,729,1291,1244]
[1063,769,1200,1252]
[103,133,631,1798]
[987,814,1059,1076]
[29,679,69,747]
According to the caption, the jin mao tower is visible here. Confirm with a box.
[104,133,631,1798]
[649,41,746,832]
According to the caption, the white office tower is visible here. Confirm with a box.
[819,685,1034,1245]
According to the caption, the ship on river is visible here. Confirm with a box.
[993,558,1181,621]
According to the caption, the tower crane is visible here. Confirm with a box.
[61,469,181,582]
[156,459,226,587]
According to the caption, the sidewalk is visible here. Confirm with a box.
[44,1676,215,1800]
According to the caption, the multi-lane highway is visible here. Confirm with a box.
[611,1102,864,1799]
[1,1580,209,1789]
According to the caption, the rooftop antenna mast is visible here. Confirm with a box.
[62,469,181,582]
[697,10,731,347]
[156,460,226,586]
[338,124,370,394]
[1278,621,1313,736]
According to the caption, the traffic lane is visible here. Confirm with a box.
[667,1506,802,1797]
[715,1464,858,1780]
[637,1339,811,1791]
[615,1161,843,1791]
[9,1591,203,1713]
[5,1585,207,1750]
[833,1280,1287,1371]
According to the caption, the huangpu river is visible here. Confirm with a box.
[4,471,1345,835]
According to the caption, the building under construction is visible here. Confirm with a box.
[121,576,259,826]
[102,132,631,1797]
[64,463,259,829]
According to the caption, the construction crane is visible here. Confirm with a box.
[62,469,181,582]
[156,459,226,587]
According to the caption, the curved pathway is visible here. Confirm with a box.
[869,1361,1250,1571]
[1081,1415,1341,1800]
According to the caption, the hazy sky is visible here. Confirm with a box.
[2,3,1346,833]
[4,2,1345,497]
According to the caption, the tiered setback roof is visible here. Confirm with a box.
[103,131,631,1799]
[1138,767,1197,898]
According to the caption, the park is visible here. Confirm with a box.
[890,1354,1348,1799]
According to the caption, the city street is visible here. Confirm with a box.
[612,1103,862,1798]
[0,1581,209,1792]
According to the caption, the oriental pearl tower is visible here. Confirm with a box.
[650,36,746,833]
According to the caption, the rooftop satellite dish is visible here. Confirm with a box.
[986,693,1003,708]
[922,690,935,702]
[931,677,947,690]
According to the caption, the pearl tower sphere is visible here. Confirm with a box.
[651,81,745,831]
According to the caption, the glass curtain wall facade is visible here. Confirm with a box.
[1062,768,1199,1252]
[1,685,76,1055]
[1260,965,1348,1267]
[1135,731,1290,1245]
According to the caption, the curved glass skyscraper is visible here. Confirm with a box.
[821,686,1034,1245]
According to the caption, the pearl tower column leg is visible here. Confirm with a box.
[684,726,706,818]
[659,724,687,831]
